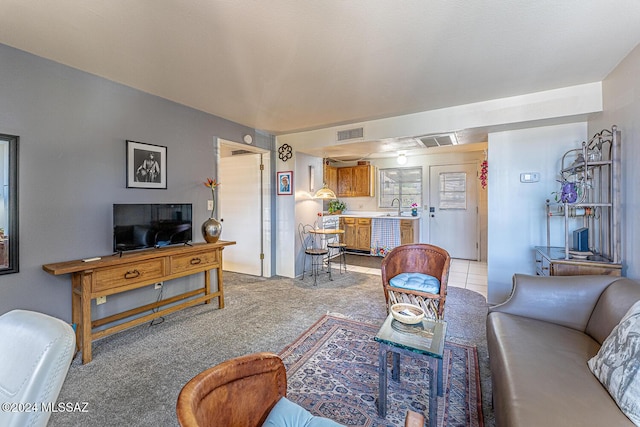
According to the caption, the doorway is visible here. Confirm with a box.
[218,139,270,276]
[428,163,479,260]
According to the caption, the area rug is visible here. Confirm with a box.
[279,314,483,427]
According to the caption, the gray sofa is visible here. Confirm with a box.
[487,274,640,426]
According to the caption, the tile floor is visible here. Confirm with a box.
[339,258,488,301]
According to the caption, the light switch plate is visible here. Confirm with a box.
[520,172,540,183]
[207,200,214,210]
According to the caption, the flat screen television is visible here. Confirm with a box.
[113,203,193,252]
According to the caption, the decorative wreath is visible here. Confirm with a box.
[278,144,293,162]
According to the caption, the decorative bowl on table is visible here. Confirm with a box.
[390,303,425,325]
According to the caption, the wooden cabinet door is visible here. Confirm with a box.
[342,218,357,248]
[400,220,414,245]
[324,165,338,194]
[352,165,371,197]
[337,167,353,197]
[356,218,371,250]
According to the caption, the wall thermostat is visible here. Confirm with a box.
[520,172,540,183]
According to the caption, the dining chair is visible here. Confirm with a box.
[298,223,331,285]
[381,243,451,319]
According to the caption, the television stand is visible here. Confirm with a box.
[43,241,235,364]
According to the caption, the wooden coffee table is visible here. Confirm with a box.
[374,314,447,427]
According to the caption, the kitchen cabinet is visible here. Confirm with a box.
[400,219,418,245]
[356,218,372,250]
[341,217,371,251]
[337,165,374,197]
[323,164,338,194]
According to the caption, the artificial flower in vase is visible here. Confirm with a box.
[411,203,418,216]
[202,178,222,243]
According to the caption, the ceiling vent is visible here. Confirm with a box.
[417,133,458,148]
[337,127,364,142]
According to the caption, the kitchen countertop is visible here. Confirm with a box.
[324,212,421,220]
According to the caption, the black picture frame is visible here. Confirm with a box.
[126,140,167,189]
[0,134,19,275]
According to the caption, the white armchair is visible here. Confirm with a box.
[0,309,76,427]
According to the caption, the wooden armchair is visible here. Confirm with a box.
[176,352,286,427]
[381,243,451,319]
[176,352,425,427]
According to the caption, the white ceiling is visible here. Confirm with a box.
[1,0,639,139]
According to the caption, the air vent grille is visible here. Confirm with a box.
[231,149,253,156]
[337,127,364,142]
[418,133,458,147]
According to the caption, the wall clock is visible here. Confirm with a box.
[278,144,292,162]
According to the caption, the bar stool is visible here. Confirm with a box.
[327,236,347,273]
[298,223,331,285]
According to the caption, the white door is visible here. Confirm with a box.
[428,163,479,260]
[219,151,263,275]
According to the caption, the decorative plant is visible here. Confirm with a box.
[328,199,346,214]
[203,178,220,218]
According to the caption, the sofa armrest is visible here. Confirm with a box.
[489,274,620,331]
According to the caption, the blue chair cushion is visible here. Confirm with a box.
[389,272,441,294]
[262,397,343,427]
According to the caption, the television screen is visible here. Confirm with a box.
[113,204,193,252]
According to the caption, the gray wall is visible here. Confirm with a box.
[589,42,640,280]
[0,44,261,321]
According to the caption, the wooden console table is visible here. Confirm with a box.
[43,241,235,364]
[534,246,622,277]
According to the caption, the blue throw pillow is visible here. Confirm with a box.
[262,397,343,427]
[389,272,440,294]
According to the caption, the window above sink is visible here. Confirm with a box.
[379,167,422,209]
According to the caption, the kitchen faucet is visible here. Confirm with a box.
[391,198,401,216]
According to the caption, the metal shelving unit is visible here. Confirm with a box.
[540,126,621,273]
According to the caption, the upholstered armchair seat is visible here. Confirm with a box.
[0,309,76,427]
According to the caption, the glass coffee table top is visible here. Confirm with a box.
[374,314,447,359]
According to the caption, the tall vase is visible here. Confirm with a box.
[202,190,222,243]
[202,217,222,243]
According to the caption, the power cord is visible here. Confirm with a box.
[149,287,165,327]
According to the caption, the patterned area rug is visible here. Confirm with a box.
[280,314,483,427]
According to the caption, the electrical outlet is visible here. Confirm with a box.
[154,282,163,290]
[96,296,107,305]
[207,200,214,210]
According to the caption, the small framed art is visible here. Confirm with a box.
[277,171,293,195]
[126,140,167,189]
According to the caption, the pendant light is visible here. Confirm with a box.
[314,183,337,199]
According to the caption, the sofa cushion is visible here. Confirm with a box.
[262,397,343,427]
[389,273,440,294]
[588,300,640,425]
[487,312,635,426]
[586,278,640,345]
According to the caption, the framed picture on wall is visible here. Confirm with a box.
[126,140,167,189]
[277,171,293,195]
